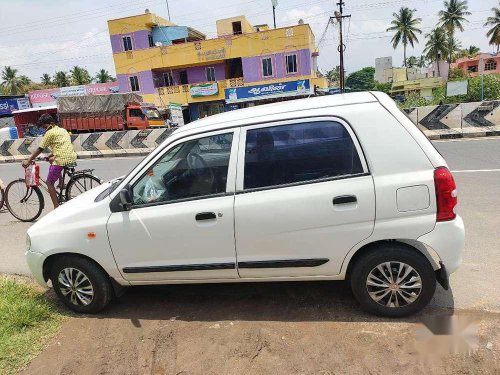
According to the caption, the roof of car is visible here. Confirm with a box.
[175,92,379,136]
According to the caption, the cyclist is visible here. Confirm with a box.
[22,114,77,208]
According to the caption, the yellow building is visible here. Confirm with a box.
[107,11,327,122]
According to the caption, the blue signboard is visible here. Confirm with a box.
[0,98,30,116]
[225,79,311,103]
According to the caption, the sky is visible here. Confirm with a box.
[0,0,498,81]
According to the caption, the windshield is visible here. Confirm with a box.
[143,107,161,120]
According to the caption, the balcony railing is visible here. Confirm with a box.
[156,77,245,97]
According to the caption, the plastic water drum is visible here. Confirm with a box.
[9,127,18,139]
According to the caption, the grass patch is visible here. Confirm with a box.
[0,276,66,375]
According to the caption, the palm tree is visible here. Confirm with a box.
[94,69,113,83]
[326,66,340,85]
[484,3,500,53]
[40,73,52,85]
[455,45,480,59]
[0,66,23,95]
[53,71,70,87]
[439,0,471,70]
[449,37,463,62]
[70,66,91,85]
[386,7,422,67]
[417,55,427,68]
[423,28,448,76]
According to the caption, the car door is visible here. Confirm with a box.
[107,129,240,282]
[234,118,375,278]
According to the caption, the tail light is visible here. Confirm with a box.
[434,167,457,222]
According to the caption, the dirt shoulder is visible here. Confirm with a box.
[21,282,500,375]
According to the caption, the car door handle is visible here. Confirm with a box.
[196,212,217,221]
[332,195,357,205]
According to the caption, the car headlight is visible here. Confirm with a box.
[26,234,31,251]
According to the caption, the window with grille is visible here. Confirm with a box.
[163,72,174,86]
[262,57,273,77]
[129,76,140,92]
[285,54,298,74]
[485,59,497,71]
[206,67,216,82]
[467,65,478,73]
[122,36,133,51]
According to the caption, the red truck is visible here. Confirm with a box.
[57,93,164,132]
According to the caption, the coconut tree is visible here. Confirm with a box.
[404,56,419,68]
[423,28,448,76]
[70,66,91,85]
[417,55,428,68]
[53,71,70,87]
[484,3,500,53]
[439,0,471,71]
[386,7,422,67]
[0,66,23,95]
[40,73,52,85]
[94,69,113,83]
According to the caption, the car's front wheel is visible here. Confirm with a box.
[350,243,436,317]
[50,256,113,313]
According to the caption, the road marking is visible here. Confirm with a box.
[452,169,500,173]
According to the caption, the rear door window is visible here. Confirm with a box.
[243,121,364,190]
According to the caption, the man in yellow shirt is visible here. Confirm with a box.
[22,114,77,208]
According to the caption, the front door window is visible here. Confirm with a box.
[132,133,233,205]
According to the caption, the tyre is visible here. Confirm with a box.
[350,243,436,317]
[0,186,4,210]
[66,173,101,201]
[50,256,113,313]
[5,179,44,222]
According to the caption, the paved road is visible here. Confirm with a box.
[1,137,500,313]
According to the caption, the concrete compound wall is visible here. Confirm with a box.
[1,100,499,163]
[0,128,174,163]
[403,100,500,140]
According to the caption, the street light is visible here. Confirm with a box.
[271,0,278,29]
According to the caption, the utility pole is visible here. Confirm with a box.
[331,1,350,93]
[165,0,171,21]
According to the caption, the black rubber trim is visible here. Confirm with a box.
[435,261,449,290]
[238,258,329,269]
[122,262,235,273]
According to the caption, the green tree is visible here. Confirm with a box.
[326,66,340,86]
[449,67,467,79]
[70,66,91,85]
[417,55,428,68]
[386,7,422,67]
[449,37,463,62]
[404,56,419,68]
[423,28,448,76]
[346,67,376,92]
[40,73,52,85]
[374,82,392,94]
[94,69,114,83]
[455,45,480,59]
[53,71,70,87]
[484,3,500,53]
[439,0,471,71]
[0,66,23,95]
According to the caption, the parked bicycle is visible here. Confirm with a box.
[5,160,101,222]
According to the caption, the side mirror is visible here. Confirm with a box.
[119,186,133,210]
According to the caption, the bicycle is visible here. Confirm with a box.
[0,179,5,211]
[5,160,101,222]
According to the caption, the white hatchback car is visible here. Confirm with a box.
[26,92,464,317]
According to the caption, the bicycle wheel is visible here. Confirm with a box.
[0,186,5,210]
[66,173,101,201]
[5,179,44,222]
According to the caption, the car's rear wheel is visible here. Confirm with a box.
[350,243,436,317]
[50,256,113,313]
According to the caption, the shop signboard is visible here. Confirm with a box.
[225,79,311,103]
[0,98,30,116]
[28,82,119,107]
[169,102,185,127]
[190,83,219,98]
